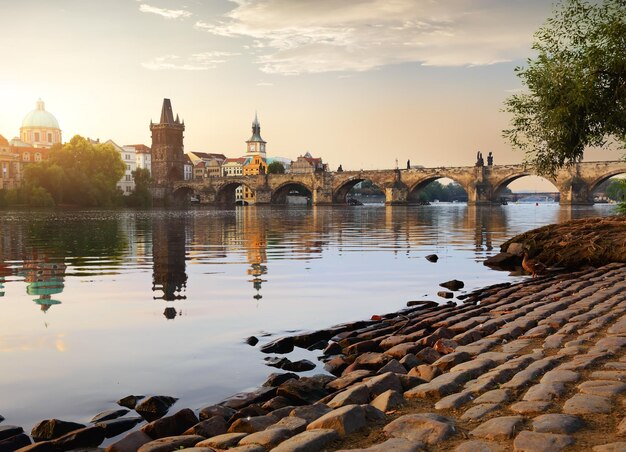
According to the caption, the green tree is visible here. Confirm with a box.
[503,0,626,176]
[24,135,126,207]
[267,161,285,174]
[126,168,153,207]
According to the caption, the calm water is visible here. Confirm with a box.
[0,203,617,431]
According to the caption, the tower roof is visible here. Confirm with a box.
[247,112,265,143]
[21,99,60,130]
[160,98,175,124]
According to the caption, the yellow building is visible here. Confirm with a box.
[241,114,268,203]
[19,99,62,148]
[0,135,21,190]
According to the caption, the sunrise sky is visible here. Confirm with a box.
[0,0,616,189]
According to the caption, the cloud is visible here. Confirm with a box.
[139,3,192,19]
[194,0,550,75]
[256,81,274,86]
[142,51,238,70]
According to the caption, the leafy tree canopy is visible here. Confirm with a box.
[267,161,286,174]
[503,0,626,176]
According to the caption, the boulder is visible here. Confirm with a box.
[268,416,308,435]
[246,336,259,346]
[118,395,145,409]
[437,291,454,299]
[278,378,328,405]
[290,405,332,423]
[0,425,24,441]
[263,372,299,387]
[135,396,178,422]
[220,387,276,410]
[183,416,227,438]
[238,427,293,448]
[272,429,339,452]
[328,384,370,408]
[52,425,105,450]
[483,252,518,270]
[469,416,524,440]
[307,405,367,437]
[141,408,198,439]
[97,417,143,438]
[195,433,246,449]
[370,390,405,413]
[425,254,438,262]
[439,280,464,291]
[383,413,456,444]
[105,430,153,452]
[513,431,574,451]
[262,396,294,411]
[198,404,236,421]
[137,434,204,452]
[228,415,278,434]
[532,414,584,434]
[0,433,31,450]
[260,337,294,354]
[31,419,85,442]
[90,409,130,423]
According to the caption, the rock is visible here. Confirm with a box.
[370,390,405,413]
[437,291,454,299]
[137,434,204,452]
[416,347,441,364]
[52,425,106,450]
[228,415,278,433]
[263,396,293,411]
[272,428,339,452]
[31,419,86,442]
[469,416,525,440]
[195,433,246,449]
[440,279,464,291]
[90,409,130,423]
[118,395,145,409]
[432,351,471,371]
[0,433,31,450]
[562,393,612,414]
[363,372,404,397]
[578,380,626,397]
[408,364,442,382]
[592,443,626,452]
[278,378,328,405]
[183,416,227,438]
[355,352,391,370]
[460,404,500,421]
[513,431,574,451]
[0,415,3,423]
[327,370,373,391]
[307,405,367,437]
[105,430,153,452]
[484,252,518,269]
[141,408,198,439]
[221,387,276,410]
[307,340,329,351]
[618,417,626,436]
[474,389,510,405]
[435,390,474,410]
[239,427,293,448]
[455,440,506,452]
[540,369,579,385]
[323,342,342,356]
[14,441,57,452]
[406,300,437,308]
[0,425,24,441]
[268,416,308,435]
[398,374,426,391]
[509,401,553,415]
[383,413,456,444]
[135,396,178,422]
[532,414,584,434]
[282,359,317,372]
[324,356,350,376]
[96,417,143,438]
[229,405,268,421]
[376,359,407,375]
[198,404,236,421]
[338,438,424,451]
[506,242,525,256]
[385,343,421,360]
[290,405,332,423]
[425,254,438,262]
[263,372,299,387]
[260,337,295,354]
[246,335,259,346]
[399,354,421,370]
[269,405,297,420]
[327,384,370,408]
[434,338,458,355]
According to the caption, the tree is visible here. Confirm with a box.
[503,0,626,176]
[24,135,126,207]
[267,161,285,174]
[126,168,152,207]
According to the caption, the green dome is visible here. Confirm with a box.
[21,99,60,130]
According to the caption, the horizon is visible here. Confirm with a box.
[0,0,621,191]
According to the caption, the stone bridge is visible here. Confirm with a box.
[170,161,626,206]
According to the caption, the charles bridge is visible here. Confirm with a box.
[170,161,626,206]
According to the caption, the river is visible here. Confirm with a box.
[0,203,617,431]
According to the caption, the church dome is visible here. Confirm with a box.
[21,99,60,130]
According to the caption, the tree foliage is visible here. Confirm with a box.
[23,135,126,207]
[267,161,286,174]
[125,168,153,207]
[503,0,626,176]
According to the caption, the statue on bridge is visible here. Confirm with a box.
[337,164,343,172]
[487,152,493,166]
[476,151,484,167]
[407,159,411,170]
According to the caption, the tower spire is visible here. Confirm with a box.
[160,98,175,124]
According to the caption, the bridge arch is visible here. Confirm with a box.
[171,185,197,204]
[588,170,626,194]
[407,175,469,203]
[333,176,385,204]
[492,173,559,201]
[215,181,254,206]
[270,181,313,204]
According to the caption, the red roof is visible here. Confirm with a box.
[190,151,227,161]
[223,157,246,164]
[125,144,151,153]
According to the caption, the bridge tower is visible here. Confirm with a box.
[150,99,185,194]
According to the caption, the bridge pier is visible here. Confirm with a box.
[558,178,593,206]
[385,185,408,205]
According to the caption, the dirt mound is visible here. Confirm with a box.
[500,215,626,269]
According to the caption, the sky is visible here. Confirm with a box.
[0,0,618,190]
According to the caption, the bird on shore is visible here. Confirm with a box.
[522,252,547,278]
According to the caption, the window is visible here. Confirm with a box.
[126,186,132,193]
[35,153,42,161]
[23,153,30,161]
[47,133,52,142]
[127,164,130,170]
[125,175,131,181]
[125,154,130,160]
[34,132,40,142]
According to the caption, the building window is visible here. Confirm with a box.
[34,132,40,142]
[47,133,52,142]
[127,164,130,170]
[35,153,42,161]
[125,154,130,160]
[126,186,132,193]
[23,153,30,161]
[125,174,131,181]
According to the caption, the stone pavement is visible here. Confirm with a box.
[6,263,626,451]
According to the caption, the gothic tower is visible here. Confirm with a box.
[150,98,185,186]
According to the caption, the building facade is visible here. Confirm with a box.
[150,99,185,187]
[106,140,136,195]
[183,154,193,181]
[0,135,21,190]
[126,144,152,174]
[222,158,245,176]
[19,99,62,148]
[290,152,327,174]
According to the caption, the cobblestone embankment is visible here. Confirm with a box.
[3,264,626,452]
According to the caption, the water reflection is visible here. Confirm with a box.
[152,215,188,302]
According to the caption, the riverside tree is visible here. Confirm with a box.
[503,0,626,176]
[24,135,126,207]
[267,161,285,174]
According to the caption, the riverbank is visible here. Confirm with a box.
[3,261,625,451]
